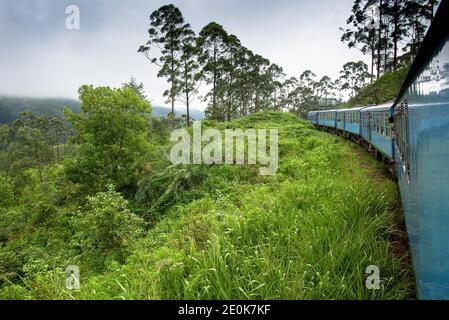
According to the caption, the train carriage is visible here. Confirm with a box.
[360,104,394,158]
[317,110,337,128]
[336,109,346,130]
[307,0,449,299]
[343,107,363,135]
[392,2,449,299]
[307,111,318,125]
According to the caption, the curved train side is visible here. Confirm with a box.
[307,1,449,300]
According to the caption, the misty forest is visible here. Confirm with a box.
[0,1,436,299]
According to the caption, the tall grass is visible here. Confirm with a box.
[1,112,415,300]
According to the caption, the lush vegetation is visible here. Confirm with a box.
[0,108,414,299]
[338,66,409,108]
[1,1,426,300]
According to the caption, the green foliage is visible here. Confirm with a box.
[138,4,192,126]
[0,175,14,207]
[345,65,409,106]
[0,112,413,300]
[64,85,152,192]
[338,61,371,98]
[73,185,145,271]
[340,0,435,77]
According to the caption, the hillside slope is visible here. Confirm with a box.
[339,66,409,108]
[0,112,414,300]
[0,96,204,124]
[0,96,81,124]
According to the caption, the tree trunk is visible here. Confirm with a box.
[212,42,218,119]
[186,94,190,127]
[371,39,375,84]
[393,0,399,70]
[377,0,383,79]
[171,50,176,129]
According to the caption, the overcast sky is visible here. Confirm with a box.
[0,0,367,110]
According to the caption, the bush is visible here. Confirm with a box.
[0,175,14,207]
[73,185,145,271]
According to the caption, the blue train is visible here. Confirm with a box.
[308,2,449,300]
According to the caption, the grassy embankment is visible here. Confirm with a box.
[1,111,415,299]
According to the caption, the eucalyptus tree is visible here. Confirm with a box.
[316,76,335,106]
[256,63,284,111]
[233,47,254,117]
[178,27,202,126]
[247,53,271,113]
[341,0,438,77]
[402,0,437,58]
[340,0,380,80]
[214,34,241,121]
[280,77,299,111]
[138,4,190,128]
[198,22,229,120]
[338,61,371,98]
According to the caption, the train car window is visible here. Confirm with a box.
[381,113,385,136]
[373,112,379,132]
[395,100,410,183]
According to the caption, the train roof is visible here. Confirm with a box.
[337,107,365,112]
[360,102,394,112]
[316,109,337,113]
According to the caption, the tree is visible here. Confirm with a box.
[123,77,147,100]
[316,76,335,106]
[178,27,202,126]
[49,117,66,164]
[341,0,382,80]
[138,4,190,128]
[198,22,229,120]
[339,61,371,98]
[64,85,151,192]
[341,0,438,77]
[402,0,437,58]
[11,111,54,183]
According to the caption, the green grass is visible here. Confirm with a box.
[0,111,415,300]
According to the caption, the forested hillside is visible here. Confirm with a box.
[0,96,203,124]
[0,97,80,124]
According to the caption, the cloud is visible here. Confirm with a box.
[0,0,368,110]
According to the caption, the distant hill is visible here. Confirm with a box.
[152,106,204,120]
[0,96,204,124]
[0,96,81,124]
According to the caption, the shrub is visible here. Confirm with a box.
[73,185,145,271]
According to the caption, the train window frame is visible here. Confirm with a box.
[395,100,411,183]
